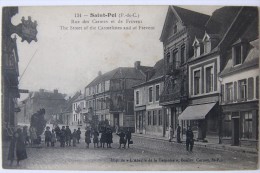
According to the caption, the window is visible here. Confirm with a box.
[148,87,153,102]
[180,45,185,64]
[205,66,213,93]
[223,113,231,137]
[148,111,151,125]
[101,98,104,110]
[155,85,160,101]
[193,41,200,58]
[241,111,253,139]
[226,83,233,102]
[153,110,157,126]
[166,52,171,64]
[238,79,247,101]
[173,24,177,34]
[173,50,179,68]
[204,38,211,54]
[158,110,162,126]
[194,70,201,95]
[136,91,139,105]
[234,46,242,65]
[105,97,109,109]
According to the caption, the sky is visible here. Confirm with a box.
[11,5,221,100]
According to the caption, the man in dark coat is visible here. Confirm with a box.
[106,128,113,148]
[93,129,99,148]
[85,127,91,148]
[8,128,27,166]
[60,126,66,147]
[65,126,72,146]
[186,126,194,152]
[125,128,132,148]
[177,124,181,143]
[76,128,81,144]
[100,129,107,148]
[117,130,126,149]
[44,126,52,147]
[54,125,61,142]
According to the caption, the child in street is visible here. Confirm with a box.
[44,126,52,147]
[51,130,56,147]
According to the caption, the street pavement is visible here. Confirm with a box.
[2,132,258,171]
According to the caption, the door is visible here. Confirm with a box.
[232,118,240,146]
[114,113,119,127]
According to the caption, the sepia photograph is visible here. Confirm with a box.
[1,4,259,171]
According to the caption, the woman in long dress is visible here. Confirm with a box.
[8,128,28,166]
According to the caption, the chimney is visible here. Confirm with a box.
[134,61,141,70]
[98,71,102,76]
[54,89,58,94]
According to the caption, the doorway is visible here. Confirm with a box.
[114,113,119,127]
[232,117,240,146]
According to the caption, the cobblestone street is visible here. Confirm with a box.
[2,133,258,171]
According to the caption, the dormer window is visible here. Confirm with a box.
[193,38,201,58]
[232,39,248,66]
[202,33,211,54]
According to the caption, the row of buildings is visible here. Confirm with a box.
[17,6,258,148]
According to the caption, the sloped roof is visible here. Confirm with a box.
[74,93,85,102]
[160,6,210,41]
[173,6,210,28]
[149,59,164,81]
[86,66,150,88]
[31,90,66,100]
[220,39,259,77]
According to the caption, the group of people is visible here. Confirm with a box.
[45,125,82,147]
[169,124,194,152]
[84,127,113,148]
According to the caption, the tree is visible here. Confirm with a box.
[30,108,46,137]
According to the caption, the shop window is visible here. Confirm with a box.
[205,66,214,93]
[153,110,157,126]
[194,70,201,95]
[223,113,232,137]
[148,111,151,125]
[226,83,233,102]
[158,110,162,126]
[238,79,247,101]
[155,85,160,101]
[241,111,253,139]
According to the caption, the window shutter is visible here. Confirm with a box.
[256,76,259,99]
[248,77,254,100]
[221,84,224,103]
[234,81,237,101]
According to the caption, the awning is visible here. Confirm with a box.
[178,102,216,120]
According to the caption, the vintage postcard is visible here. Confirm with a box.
[1,5,259,171]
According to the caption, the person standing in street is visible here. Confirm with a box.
[177,124,182,143]
[65,126,72,146]
[186,126,194,152]
[117,130,126,149]
[8,128,27,166]
[93,129,99,148]
[29,126,37,146]
[76,128,81,144]
[44,126,52,147]
[85,127,91,148]
[72,129,77,147]
[169,125,174,142]
[106,128,113,148]
[60,126,66,147]
[54,125,61,142]
[125,128,132,148]
[100,128,107,148]
[51,130,56,147]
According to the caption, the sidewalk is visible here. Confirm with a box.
[132,133,258,155]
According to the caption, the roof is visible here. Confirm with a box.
[160,6,210,41]
[86,66,150,88]
[74,93,85,102]
[220,39,259,77]
[173,6,210,28]
[30,90,66,100]
[62,91,81,113]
